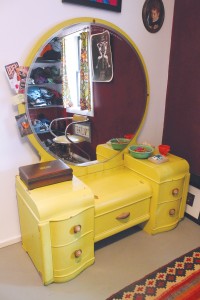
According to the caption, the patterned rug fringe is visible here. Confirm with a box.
[106,246,200,300]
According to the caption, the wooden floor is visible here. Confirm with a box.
[0,217,199,300]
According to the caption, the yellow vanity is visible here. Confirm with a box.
[15,18,190,285]
[16,144,189,285]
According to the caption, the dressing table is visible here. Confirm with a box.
[15,18,190,285]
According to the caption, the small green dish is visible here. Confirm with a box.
[110,138,130,151]
[129,144,153,159]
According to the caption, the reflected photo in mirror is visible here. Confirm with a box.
[91,30,113,82]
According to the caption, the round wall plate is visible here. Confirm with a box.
[142,0,165,33]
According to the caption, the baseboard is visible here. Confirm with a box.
[185,213,200,225]
[0,236,21,249]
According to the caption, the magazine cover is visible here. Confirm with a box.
[4,62,19,90]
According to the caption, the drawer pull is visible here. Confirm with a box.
[116,212,130,220]
[172,188,179,196]
[74,249,82,258]
[169,209,176,216]
[74,225,82,234]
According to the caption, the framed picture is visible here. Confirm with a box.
[142,0,164,33]
[62,0,122,12]
[185,186,200,225]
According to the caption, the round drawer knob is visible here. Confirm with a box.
[172,188,179,196]
[169,208,176,216]
[74,249,82,258]
[74,225,82,234]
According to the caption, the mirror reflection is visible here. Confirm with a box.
[25,20,148,165]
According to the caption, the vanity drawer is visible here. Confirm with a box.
[52,232,94,279]
[50,207,94,246]
[95,197,150,242]
[155,198,181,229]
[158,178,185,204]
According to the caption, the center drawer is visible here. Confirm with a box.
[95,196,151,242]
[80,166,152,243]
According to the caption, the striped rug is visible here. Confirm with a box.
[106,247,200,300]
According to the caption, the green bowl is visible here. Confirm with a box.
[110,138,130,151]
[129,144,153,159]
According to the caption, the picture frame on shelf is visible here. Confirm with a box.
[62,0,122,12]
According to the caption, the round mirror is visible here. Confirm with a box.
[20,18,149,166]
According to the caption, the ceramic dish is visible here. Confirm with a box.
[110,138,130,150]
[129,144,154,159]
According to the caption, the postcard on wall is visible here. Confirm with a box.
[4,62,19,90]
[15,113,32,137]
[5,63,29,94]
[12,94,25,106]
[14,66,29,94]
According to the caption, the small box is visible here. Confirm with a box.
[148,154,169,164]
[19,160,73,190]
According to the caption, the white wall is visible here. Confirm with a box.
[0,0,175,247]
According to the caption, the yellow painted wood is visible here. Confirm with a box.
[16,148,190,283]
[16,175,95,284]
[16,175,94,221]
[124,153,189,183]
[123,152,190,234]
[79,166,152,242]
[52,232,94,276]
[95,200,150,242]
[50,208,94,246]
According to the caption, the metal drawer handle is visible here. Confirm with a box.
[172,188,179,196]
[116,212,130,220]
[74,249,82,258]
[74,225,82,234]
[169,209,176,216]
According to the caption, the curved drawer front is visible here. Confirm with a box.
[155,198,181,229]
[157,178,184,203]
[95,197,151,242]
[52,232,94,276]
[50,208,94,246]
